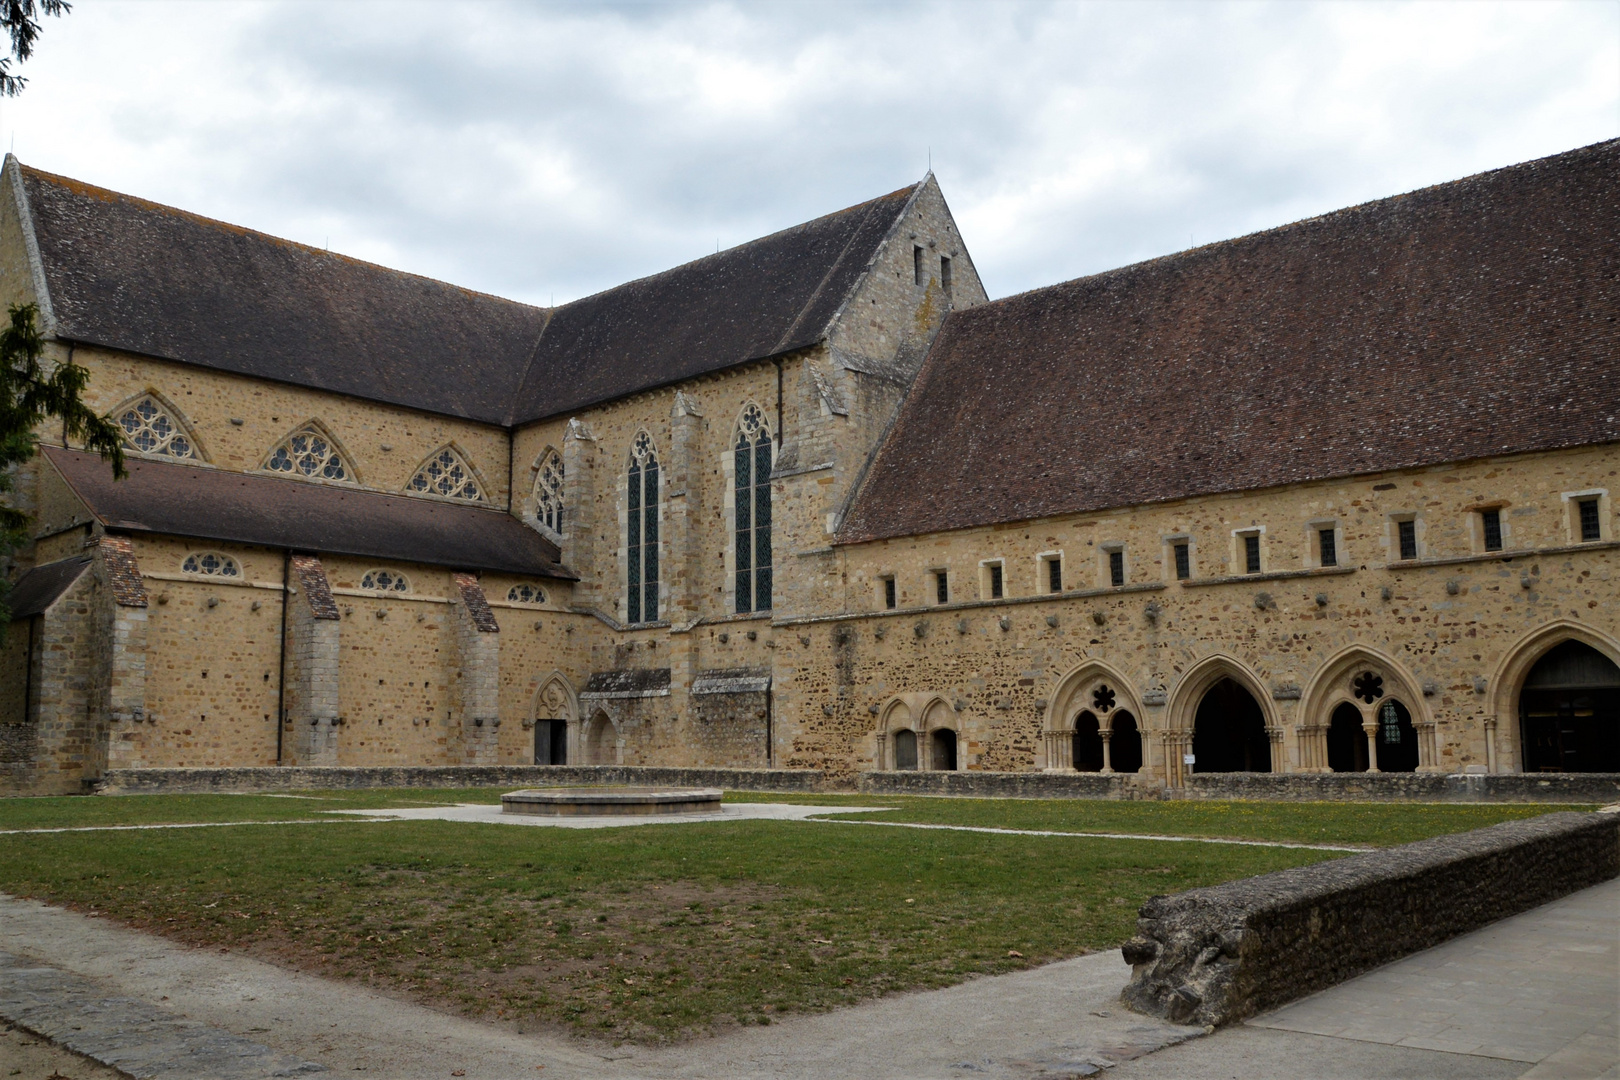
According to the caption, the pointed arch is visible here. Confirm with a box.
[259,419,358,484]
[529,671,578,723]
[583,709,622,765]
[529,671,577,766]
[1491,620,1620,773]
[733,402,774,614]
[107,389,206,461]
[1298,644,1433,774]
[1165,654,1278,733]
[532,445,564,538]
[406,442,488,502]
[626,430,660,625]
[874,693,955,770]
[1042,659,1146,772]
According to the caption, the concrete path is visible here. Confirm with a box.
[1110,876,1620,1079]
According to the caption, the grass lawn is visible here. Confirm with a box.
[0,792,1593,1043]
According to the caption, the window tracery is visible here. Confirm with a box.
[115,396,198,459]
[534,449,564,534]
[360,569,410,593]
[626,432,659,624]
[507,584,547,604]
[1353,671,1384,704]
[734,404,772,613]
[408,446,484,501]
[181,552,239,577]
[264,425,353,482]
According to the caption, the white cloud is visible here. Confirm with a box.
[5,0,1615,304]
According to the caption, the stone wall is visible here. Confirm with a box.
[93,763,829,795]
[1120,810,1620,1026]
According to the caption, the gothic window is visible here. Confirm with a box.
[263,424,353,482]
[360,569,409,593]
[626,432,660,624]
[408,446,484,501]
[507,584,547,604]
[734,404,773,613]
[181,552,239,577]
[115,395,198,459]
[534,449,564,535]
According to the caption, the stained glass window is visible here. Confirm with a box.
[409,447,483,501]
[507,584,546,604]
[535,449,564,534]
[360,569,409,593]
[117,396,197,459]
[264,425,352,482]
[734,404,773,613]
[181,552,239,577]
[626,432,660,624]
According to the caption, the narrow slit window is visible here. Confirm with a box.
[1397,519,1418,561]
[883,577,897,609]
[733,405,773,613]
[1047,557,1062,594]
[914,245,925,286]
[1109,550,1125,587]
[935,571,949,605]
[1578,499,1601,542]
[626,433,660,624]
[989,563,1003,600]
[1481,509,1503,552]
[940,255,952,293]
[1244,534,1261,574]
[1319,528,1337,568]
[1173,542,1190,581]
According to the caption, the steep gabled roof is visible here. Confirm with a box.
[11,158,919,426]
[43,447,574,579]
[5,556,91,620]
[839,140,1620,545]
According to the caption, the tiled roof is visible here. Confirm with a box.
[15,158,917,426]
[838,140,1620,545]
[5,556,91,619]
[43,446,574,579]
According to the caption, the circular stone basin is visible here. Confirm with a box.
[500,786,724,817]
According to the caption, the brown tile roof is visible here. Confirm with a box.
[42,446,574,579]
[5,556,91,619]
[838,140,1620,545]
[15,159,918,426]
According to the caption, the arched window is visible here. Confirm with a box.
[263,424,354,483]
[1375,699,1419,772]
[1073,711,1104,771]
[1110,711,1142,774]
[626,432,660,624]
[507,583,547,604]
[534,448,564,535]
[734,404,773,613]
[360,569,410,593]
[1327,703,1368,772]
[408,446,484,501]
[181,552,239,577]
[115,395,198,459]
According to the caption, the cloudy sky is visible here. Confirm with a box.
[4,1,1615,306]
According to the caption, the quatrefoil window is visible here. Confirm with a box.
[265,426,351,482]
[1353,671,1384,704]
[1092,685,1116,712]
[360,569,409,593]
[507,584,546,604]
[181,552,238,577]
[409,447,483,501]
[117,396,197,459]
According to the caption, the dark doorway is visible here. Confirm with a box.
[534,719,567,765]
[1073,711,1104,771]
[1520,641,1620,772]
[931,729,958,771]
[1110,711,1142,773]
[1192,678,1271,772]
[1374,699,1419,772]
[1327,703,1368,772]
[893,728,919,770]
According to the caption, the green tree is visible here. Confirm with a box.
[0,303,125,625]
[0,0,69,97]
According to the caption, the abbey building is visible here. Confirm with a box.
[1,140,1616,794]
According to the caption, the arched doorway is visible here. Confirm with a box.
[1520,641,1620,772]
[1073,711,1104,772]
[1192,678,1270,772]
[534,719,567,765]
[1327,703,1368,772]
[1110,711,1142,773]
[1374,699,1419,772]
[931,729,958,771]
[584,713,617,765]
[893,728,919,770]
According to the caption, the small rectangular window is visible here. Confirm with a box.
[1173,542,1190,580]
[1318,528,1337,568]
[1244,534,1261,574]
[914,245,925,286]
[1109,550,1125,587]
[1481,509,1503,552]
[883,577,896,609]
[940,255,952,293]
[935,570,949,605]
[1397,519,1418,561]
[1579,498,1601,542]
[1047,557,1062,593]
[989,563,1004,600]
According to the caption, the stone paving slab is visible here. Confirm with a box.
[0,951,326,1079]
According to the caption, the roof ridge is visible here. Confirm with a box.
[6,154,57,335]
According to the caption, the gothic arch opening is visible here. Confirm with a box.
[931,729,958,771]
[893,728,919,770]
[584,712,618,765]
[1327,702,1367,772]
[1111,711,1142,774]
[1519,640,1620,772]
[1192,678,1271,773]
[1374,698,1419,773]
[1073,711,1104,772]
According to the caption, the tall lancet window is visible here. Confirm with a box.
[626,432,660,624]
[734,404,773,613]
[535,448,564,536]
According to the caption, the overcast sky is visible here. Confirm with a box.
[4,1,1616,306]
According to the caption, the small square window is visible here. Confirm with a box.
[1318,528,1337,568]
[1173,542,1190,581]
[1579,498,1601,542]
[1047,557,1062,594]
[1109,549,1125,587]
[1481,509,1503,552]
[1397,519,1418,561]
[989,563,1004,600]
[1244,534,1261,574]
[914,245,925,286]
[883,577,897,609]
[935,570,949,605]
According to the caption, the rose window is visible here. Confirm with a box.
[1092,685,1116,712]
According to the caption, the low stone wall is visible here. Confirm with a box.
[1120,810,1620,1027]
[1180,771,1620,804]
[93,765,828,796]
[858,770,1156,799]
